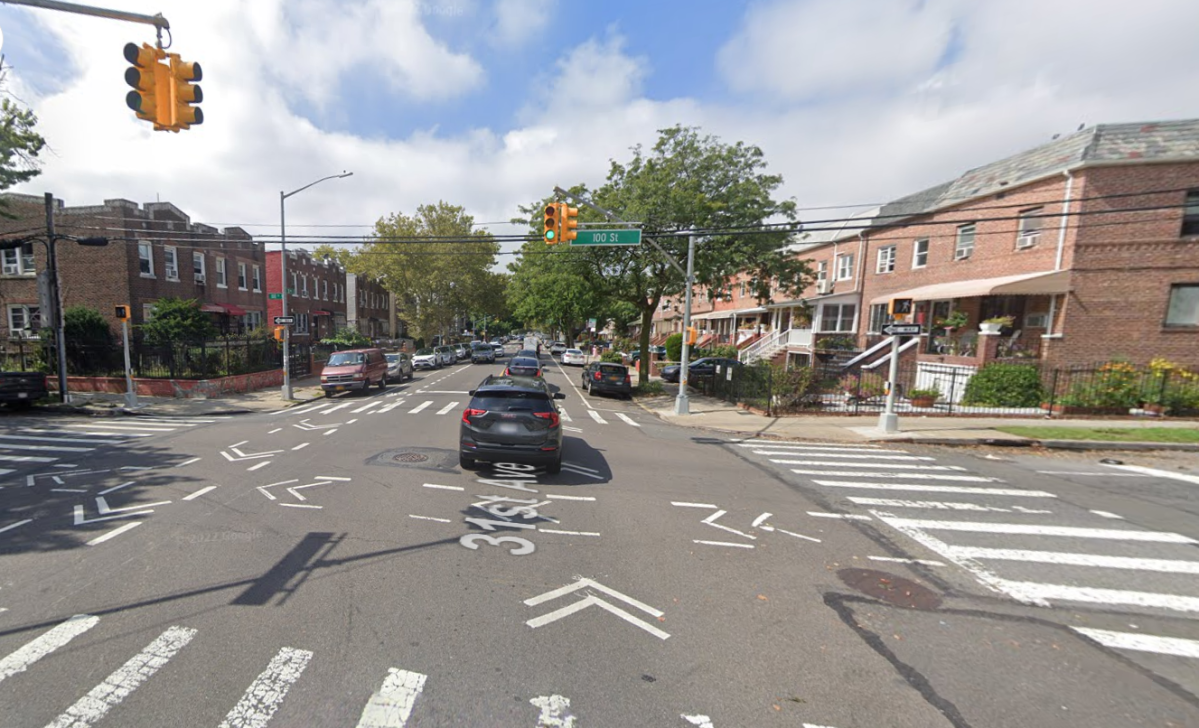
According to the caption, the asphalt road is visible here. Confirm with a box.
[1,347,1198,727]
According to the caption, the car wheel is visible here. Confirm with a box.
[545,452,562,475]
[379,376,387,389]
[323,390,333,398]
[459,454,476,470]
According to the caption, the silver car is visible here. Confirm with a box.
[436,345,456,366]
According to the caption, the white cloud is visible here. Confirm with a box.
[492,0,555,46]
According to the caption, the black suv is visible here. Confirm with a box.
[459,376,566,473]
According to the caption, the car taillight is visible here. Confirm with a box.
[504,368,510,376]
[534,411,560,427]
[593,371,601,380]
[462,408,486,423]
[624,374,631,385]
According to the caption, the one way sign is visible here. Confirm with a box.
[273,316,295,325]
[882,323,922,336]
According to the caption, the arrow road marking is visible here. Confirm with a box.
[524,577,669,639]
[257,479,299,501]
[531,694,576,727]
[97,496,171,514]
[293,419,343,431]
[702,509,756,540]
[683,716,714,727]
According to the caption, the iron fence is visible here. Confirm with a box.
[693,359,1199,418]
[43,338,284,379]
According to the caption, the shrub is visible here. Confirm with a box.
[772,365,823,412]
[816,335,857,351]
[709,344,739,360]
[1058,361,1142,409]
[907,388,941,399]
[600,350,623,363]
[961,363,1045,407]
[634,380,665,396]
[840,373,886,400]
[322,327,372,349]
[665,333,683,362]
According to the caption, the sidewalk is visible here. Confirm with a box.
[43,376,327,417]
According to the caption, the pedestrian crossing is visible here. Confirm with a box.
[283,398,646,429]
[0,615,726,727]
[0,417,224,476]
[735,439,1199,618]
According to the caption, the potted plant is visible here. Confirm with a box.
[907,387,941,408]
[980,315,1015,334]
[936,310,969,332]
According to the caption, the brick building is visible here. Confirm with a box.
[0,195,266,341]
[346,273,393,339]
[265,250,347,342]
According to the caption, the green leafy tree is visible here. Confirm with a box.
[322,327,372,349]
[0,99,46,219]
[506,220,604,345]
[138,297,217,344]
[63,305,116,375]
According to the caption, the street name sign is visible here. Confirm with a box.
[273,316,295,325]
[571,229,642,246]
[882,324,922,336]
[268,293,283,300]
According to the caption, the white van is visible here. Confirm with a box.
[523,336,541,356]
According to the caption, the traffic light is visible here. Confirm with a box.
[274,326,286,342]
[123,42,169,128]
[561,206,579,243]
[166,52,203,131]
[888,298,914,317]
[114,305,130,321]
[686,326,697,345]
[543,203,561,244]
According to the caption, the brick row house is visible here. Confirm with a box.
[265,250,347,343]
[346,273,394,339]
[657,118,1199,383]
[0,195,266,341]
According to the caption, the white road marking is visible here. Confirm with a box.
[218,647,313,728]
[0,442,92,452]
[807,512,871,520]
[1037,470,1149,477]
[1000,582,1199,612]
[531,694,575,728]
[776,528,822,543]
[182,485,218,501]
[737,440,884,449]
[50,488,87,493]
[539,528,600,537]
[0,614,99,686]
[436,401,460,415]
[132,417,219,424]
[803,724,840,728]
[288,403,329,416]
[1107,464,1199,486]
[945,546,1199,575]
[69,423,176,432]
[355,668,427,728]
[847,497,1053,514]
[588,409,608,424]
[352,401,383,414]
[87,521,141,546]
[546,494,595,501]
[377,401,405,414]
[746,445,904,453]
[0,454,57,463]
[118,466,152,471]
[175,457,201,467]
[1072,627,1199,658]
[0,518,33,535]
[814,480,1056,497]
[673,501,718,508]
[693,539,755,548]
[321,402,355,414]
[563,426,584,433]
[323,429,339,436]
[317,476,352,481]
[98,481,135,495]
[409,401,433,414]
[52,476,64,484]
[779,460,966,470]
[563,461,599,473]
[0,434,119,445]
[702,510,756,539]
[46,625,196,728]
[267,428,283,434]
[561,465,604,480]
[682,715,713,727]
[424,390,471,394]
[559,408,572,422]
[21,428,128,437]
[751,512,773,527]
[615,413,640,427]
[247,461,272,472]
[408,515,451,523]
[292,443,309,451]
[280,503,323,509]
[868,556,945,566]
[772,452,935,461]
[880,517,1197,543]
[792,469,998,482]
[423,483,464,491]
[1090,510,1124,519]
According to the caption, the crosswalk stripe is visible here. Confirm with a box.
[766,452,933,461]
[0,453,57,463]
[847,497,1052,514]
[775,460,964,470]
[22,429,131,438]
[46,625,196,728]
[408,401,433,414]
[878,517,1197,543]
[0,614,99,686]
[588,410,608,424]
[66,424,176,432]
[377,402,404,414]
[945,546,1199,574]
[352,401,383,414]
[740,443,894,452]
[355,668,427,727]
[996,580,1199,612]
[0,442,92,452]
[321,402,356,414]
[126,418,213,424]
[289,403,330,416]
[615,413,640,427]
[436,402,460,415]
[813,480,1056,497]
[790,469,999,482]
[1072,627,1199,658]
[0,434,123,445]
[737,440,884,449]
[218,647,313,728]
[559,408,572,422]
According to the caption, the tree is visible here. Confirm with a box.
[63,305,116,376]
[0,99,47,219]
[139,297,217,345]
[557,126,807,383]
[322,326,372,349]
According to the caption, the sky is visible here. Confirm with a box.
[3,0,1199,260]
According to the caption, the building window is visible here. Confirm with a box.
[836,253,854,281]
[7,304,40,334]
[291,272,297,294]
[2,242,36,276]
[1183,191,1199,236]
[164,247,179,280]
[245,311,262,330]
[867,303,890,334]
[819,303,857,333]
[138,242,154,276]
[252,265,262,291]
[876,245,896,274]
[912,239,929,268]
[296,312,310,334]
[193,252,206,282]
[237,262,247,290]
[322,279,328,300]
[954,223,976,260]
[1165,284,1199,326]
[1017,208,1043,248]
[142,303,156,322]
[215,258,227,287]
[816,261,828,283]
[301,275,309,298]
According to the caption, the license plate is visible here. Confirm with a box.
[497,423,520,434]
[334,386,345,391]
[17,393,27,399]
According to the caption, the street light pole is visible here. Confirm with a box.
[44,193,70,404]
[674,235,696,415]
[279,171,352,400]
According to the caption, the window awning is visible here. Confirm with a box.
[199,303,225,313]
[312,310,332,316]
[201,303,248,316]
[223,304,247,316]
[870,270,1071,305]
[689,306,767,320]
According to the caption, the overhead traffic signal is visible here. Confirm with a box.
[561,205,579,243]
[543,203,561,244]
[166,52,203,131]
[123,42,169,129]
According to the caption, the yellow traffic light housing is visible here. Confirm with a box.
[888,298,914,317]
[123,42,169,129]
[166,53,203,131]
[686,326,697,345]
[274,326,286,342]
[561,206,579,243]
[115,305,130,321]
[543,203,561,244]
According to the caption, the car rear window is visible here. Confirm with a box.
[327,352,365,366]
[510,358,539,368]
[598,364,626,374]
[470,391,553,412]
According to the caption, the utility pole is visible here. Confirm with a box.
[44,193,69,404]
[675,235,696,415]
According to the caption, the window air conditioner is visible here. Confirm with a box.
[954,249,971,261]
[817,280,832,294]
[194,273,206,284]
[1016,233,1039,249]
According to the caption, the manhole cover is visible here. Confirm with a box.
[837,568,942,610]
[393,453,429,463]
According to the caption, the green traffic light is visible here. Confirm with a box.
[545,230,555,240]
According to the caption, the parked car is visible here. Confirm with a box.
[490,342,505,357]
[561,348,586,366]
[549,342,568,356]
[470,341,496,364]
[0,370,48,409]
[436,345,457,366]
[320,348,388,396]
[582,361,632,398]
[385,352,414,382]
[659,357,743,384]
[412,348,440,370]
[625,345,667,364]
[505,356,542,378]
[459,375,567,473]
[453,344,470,360]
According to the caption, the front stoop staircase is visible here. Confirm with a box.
[739,329,788,365]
